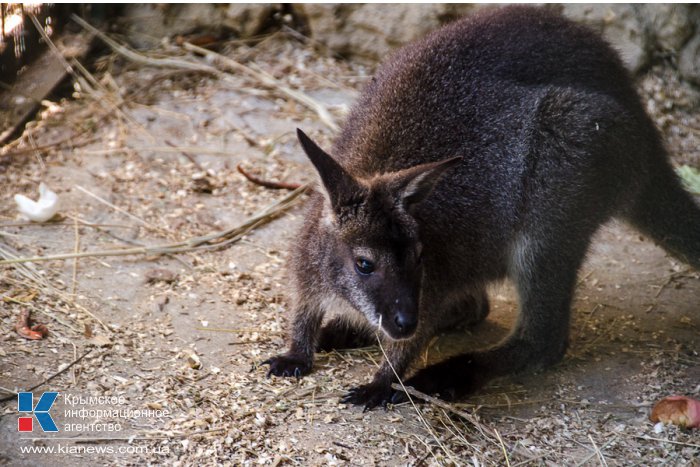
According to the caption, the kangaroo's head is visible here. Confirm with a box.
[297,129,460,340]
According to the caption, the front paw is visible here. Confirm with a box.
[403,366,459,401]
[341,381,393,412]
[262,353,311,378]
[397,357,485,402]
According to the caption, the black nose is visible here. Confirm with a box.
[394,312,417,332]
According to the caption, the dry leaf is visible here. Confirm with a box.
[145,268,178,284]
[187,352,202,369]
[88,335,113,347]
[15,309,49,340]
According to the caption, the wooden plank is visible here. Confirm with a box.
[0,30,92,145]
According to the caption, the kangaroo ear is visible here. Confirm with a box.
[392,156,462,206]
[297,129,360,208]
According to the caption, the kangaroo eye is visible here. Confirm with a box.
[354,257,375,275]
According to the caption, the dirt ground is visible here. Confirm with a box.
[0,31,699,466]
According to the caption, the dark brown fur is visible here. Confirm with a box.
[263,6,700,409]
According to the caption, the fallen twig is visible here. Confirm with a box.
[0,221,132,229]
[495,429,512,467]
[0,133,103,159]
[390,382,496,442]
[0,183,309,265]
[375,327,458,464]
[71,14,218,75]
[71,14,339,132]
[71,217,80,296]
[78,146,237,157]
[588,434,608,467]
[0,243,110,331]
[0,349,93,403]
[164,139,204,170]
[237,164,302,190]
[31,14,145,135]
[3,294,81,333]
[633,435,700,449]
[573,436,617,467]
[75,185,158,231]
[195,327,284,334]
[182,41,340,132]
[654,270,688,298]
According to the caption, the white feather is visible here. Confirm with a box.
[14,183,60,222]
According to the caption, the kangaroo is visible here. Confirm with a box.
[263,5,700,410]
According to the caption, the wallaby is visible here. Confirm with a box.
[263,5,700,410]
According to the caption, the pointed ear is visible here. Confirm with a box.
[392,156,462,206]
[297,128,360,207]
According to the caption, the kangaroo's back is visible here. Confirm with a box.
[334,5,650,173]
[330,5,667,278]
[265,5,700,411]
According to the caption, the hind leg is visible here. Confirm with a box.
[398,229,594,400]
[316,316,375,352]
[624,164,700,270]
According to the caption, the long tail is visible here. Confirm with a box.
[624,162,700,270]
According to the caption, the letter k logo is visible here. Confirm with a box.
[18,392,59,432]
